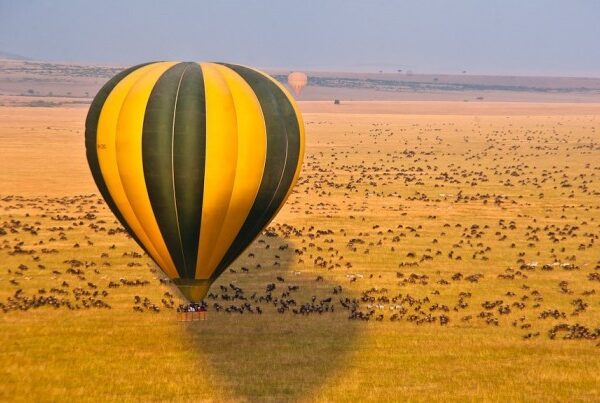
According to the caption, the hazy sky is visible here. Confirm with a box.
[1,0,599,76]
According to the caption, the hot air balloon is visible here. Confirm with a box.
[287,71,308,96]
[85,62,305,302]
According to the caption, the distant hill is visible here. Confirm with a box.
[1,57,599,104]
[0,50,30,60]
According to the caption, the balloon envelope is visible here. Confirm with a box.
[85,62,305,301]
[287,71,308,96]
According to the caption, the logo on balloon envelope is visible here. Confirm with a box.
[85,62,305,302]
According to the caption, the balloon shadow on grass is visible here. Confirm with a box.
[183,233,362,401]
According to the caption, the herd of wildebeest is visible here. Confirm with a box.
[1,114,599,345]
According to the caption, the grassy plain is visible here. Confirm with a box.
[0,102,599,401]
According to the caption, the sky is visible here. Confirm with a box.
[1,0,599,76]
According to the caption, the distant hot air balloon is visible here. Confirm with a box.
[287,71,308,96]
[85,62,305,302]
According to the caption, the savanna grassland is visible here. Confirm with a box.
[0,102,599,402]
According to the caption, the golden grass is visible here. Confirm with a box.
[0,102,599,401]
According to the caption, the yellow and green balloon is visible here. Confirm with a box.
[85,62,305,301]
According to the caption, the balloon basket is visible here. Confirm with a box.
[177,311,207,322]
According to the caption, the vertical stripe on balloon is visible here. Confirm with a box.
[194,63,239,279]
[115,62,179,278]
[142,62,190,278]
[203,63,268,277]
[257,68,306,217]
[172,63,207,279]
[85,62,154,259]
